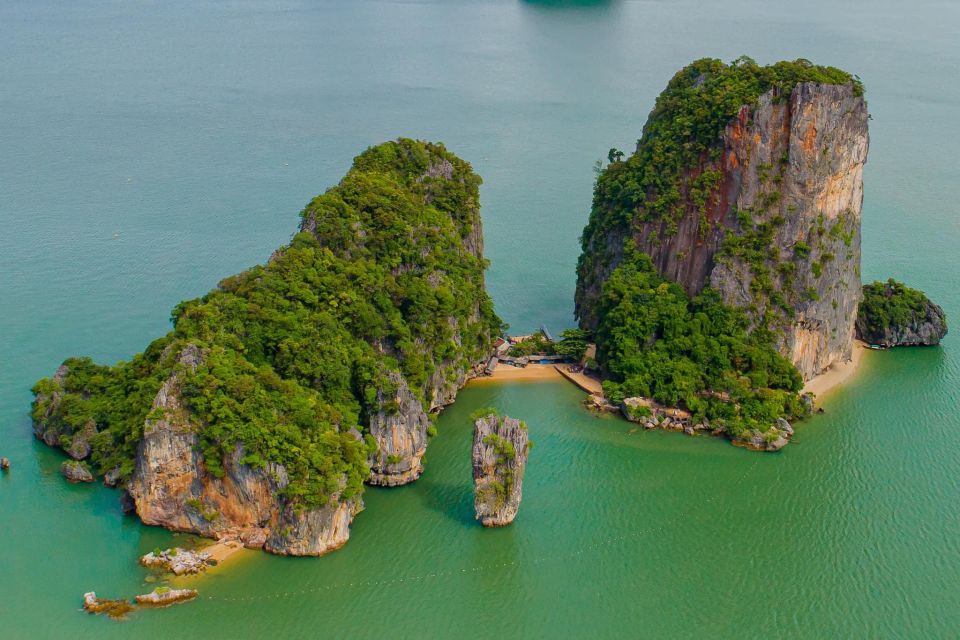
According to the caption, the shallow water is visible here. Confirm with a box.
[1,0,959,637]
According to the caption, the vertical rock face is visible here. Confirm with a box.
[576,61,869,381]
[366,371,429,486]
[264,497,363,556]
[472,414,530,527]
[33,364,70,448]
[126,345,361,556]
[709,83,868,379]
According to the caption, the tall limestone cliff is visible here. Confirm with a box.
[576,58,869,381]
[32,139,500,556]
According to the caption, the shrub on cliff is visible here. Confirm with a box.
[595,247,804,436]
[32,139,501,508]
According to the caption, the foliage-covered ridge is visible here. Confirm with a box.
[32,138,501,509]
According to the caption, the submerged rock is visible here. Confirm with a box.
[61,460,94,483]
[82,592,134,619]
[140,548,212,576]
[472,413,530,527]
[135,587,198,607]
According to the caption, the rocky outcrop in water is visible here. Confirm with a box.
[82,592,134,619]
[472,413,530,527]
[61,460,94,483]
[856,279,948,347]
[621,396,798,451]
[135,588,197,607]
[140,548,212,576]
[576,59,869,381]
[83,588,195,618]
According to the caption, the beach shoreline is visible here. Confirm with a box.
[477,343,868,404]
[802,340,869,401]
[202,539,247,565]
[470,363,565,383]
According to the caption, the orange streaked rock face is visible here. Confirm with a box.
[577,80,869,381]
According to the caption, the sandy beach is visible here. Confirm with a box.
[200,539,248,566]
[478,345,867,404]
[802,341,868,400]
[472,363,564,383]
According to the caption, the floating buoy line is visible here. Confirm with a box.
[203,458,760,605]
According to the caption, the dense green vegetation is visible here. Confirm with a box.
[577,58,861,317]
[506,331,554,357]
[857,279,946,341]
[552,329,590,361]
[505,329,589,360]
[574,57,861,436]
[595,246,805,438]
[32,139,501,508]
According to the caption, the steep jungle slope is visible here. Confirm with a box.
[32,139,501,555]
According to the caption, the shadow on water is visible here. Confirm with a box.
[416,479,478,527]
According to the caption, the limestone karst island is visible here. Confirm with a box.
[31,58,946,565]
[4,6,958,635]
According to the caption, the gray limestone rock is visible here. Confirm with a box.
[576,79,869,382]
[473,414,530,527]
[61,460,94,483]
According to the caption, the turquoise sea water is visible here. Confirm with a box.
[1,1,958,637]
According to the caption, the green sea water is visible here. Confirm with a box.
[1,0,959,637]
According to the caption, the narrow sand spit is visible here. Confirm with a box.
[200,539,247,566]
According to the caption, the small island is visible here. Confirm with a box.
[32,139,502,556]
[857,279,947,347]
[472,410,530,527]
[574,57,871,449]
